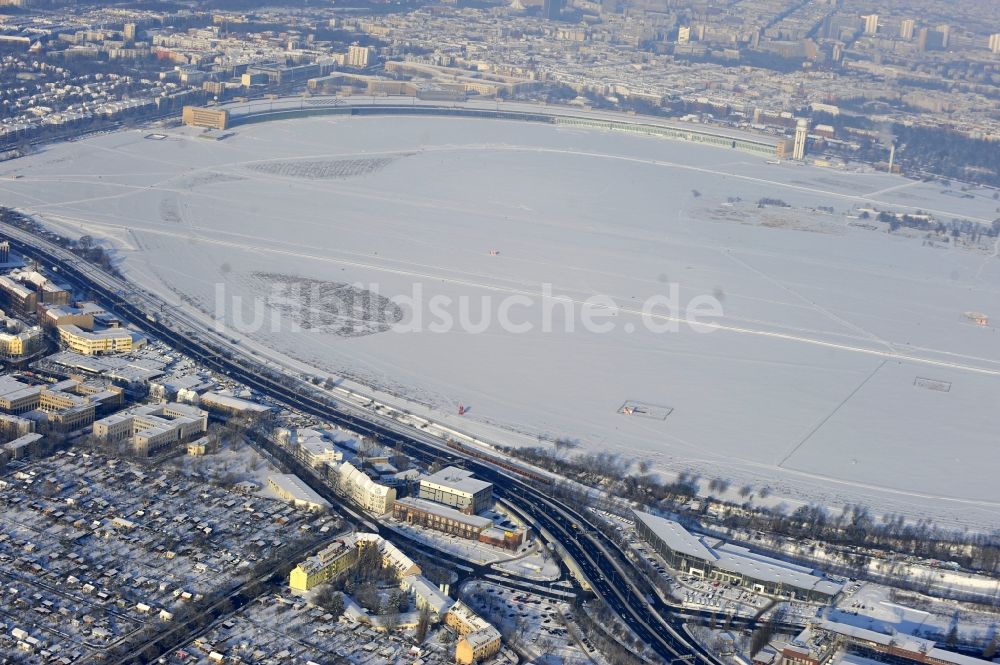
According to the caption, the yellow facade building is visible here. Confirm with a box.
[181,106,230,130]
[288,539,359,592]
[57,324,137,355]
[0,312,44,360]
[446,601,502,664]
[0,375,41,414]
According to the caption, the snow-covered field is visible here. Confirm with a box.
[3,115,999,529]
[832,582,998,645]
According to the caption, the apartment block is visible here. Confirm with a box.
[334,461,396,514]
[446,601,502,665]
[418,466,493,515]
[288,539,358,591]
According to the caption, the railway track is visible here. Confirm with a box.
[2,221,721,665]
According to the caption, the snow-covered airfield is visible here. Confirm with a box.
[3,107,999,530]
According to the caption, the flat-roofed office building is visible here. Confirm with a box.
[57,324,140,355]
[182,105,230,130]
[418,466,493,515]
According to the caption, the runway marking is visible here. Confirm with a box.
[37,215,1000,378]
[20,220,1000,517]
[863,180,922,198]
[10,137,1000,383]
[721,246,895,354]
[11,141,999,224]
[777,359,887,467]
[433,144,999,224]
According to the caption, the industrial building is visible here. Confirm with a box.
[41,301,106,329]
[245,62,323,84]
[149,373,214,402]
[418,466,493,515]
[33,385,97,433]
[0,375,41,414]
[33,351,167,395]
[307,73,419,96]
[632,510,842,602]
[197,391,271,420]
[55,378,124,415]
[0,376,119,434]
[384,61,539,97]
[217,96,796,160]
[267,473,331,513]
[555,113,786,158]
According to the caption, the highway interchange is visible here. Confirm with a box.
[3,221,724,665]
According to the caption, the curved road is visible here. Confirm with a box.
[2,222,721,665]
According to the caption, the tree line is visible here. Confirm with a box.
[501,443,1000,585]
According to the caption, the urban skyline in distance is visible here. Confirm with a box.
[0,1,997,665]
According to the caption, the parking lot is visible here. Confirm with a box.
[461,580,592,664]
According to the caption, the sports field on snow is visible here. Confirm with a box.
[2,113,999,528]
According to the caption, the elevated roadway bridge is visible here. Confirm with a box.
[2,219,724,665]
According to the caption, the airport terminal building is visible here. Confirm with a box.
[633,510,842,602]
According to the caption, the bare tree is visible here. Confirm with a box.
[383,607,400,632]
[553,437,579,456]
[415,605,432,643]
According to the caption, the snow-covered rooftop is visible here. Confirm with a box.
[420,466,492,497]
[633,510,715,561]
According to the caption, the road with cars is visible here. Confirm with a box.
[2,222,722,665]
